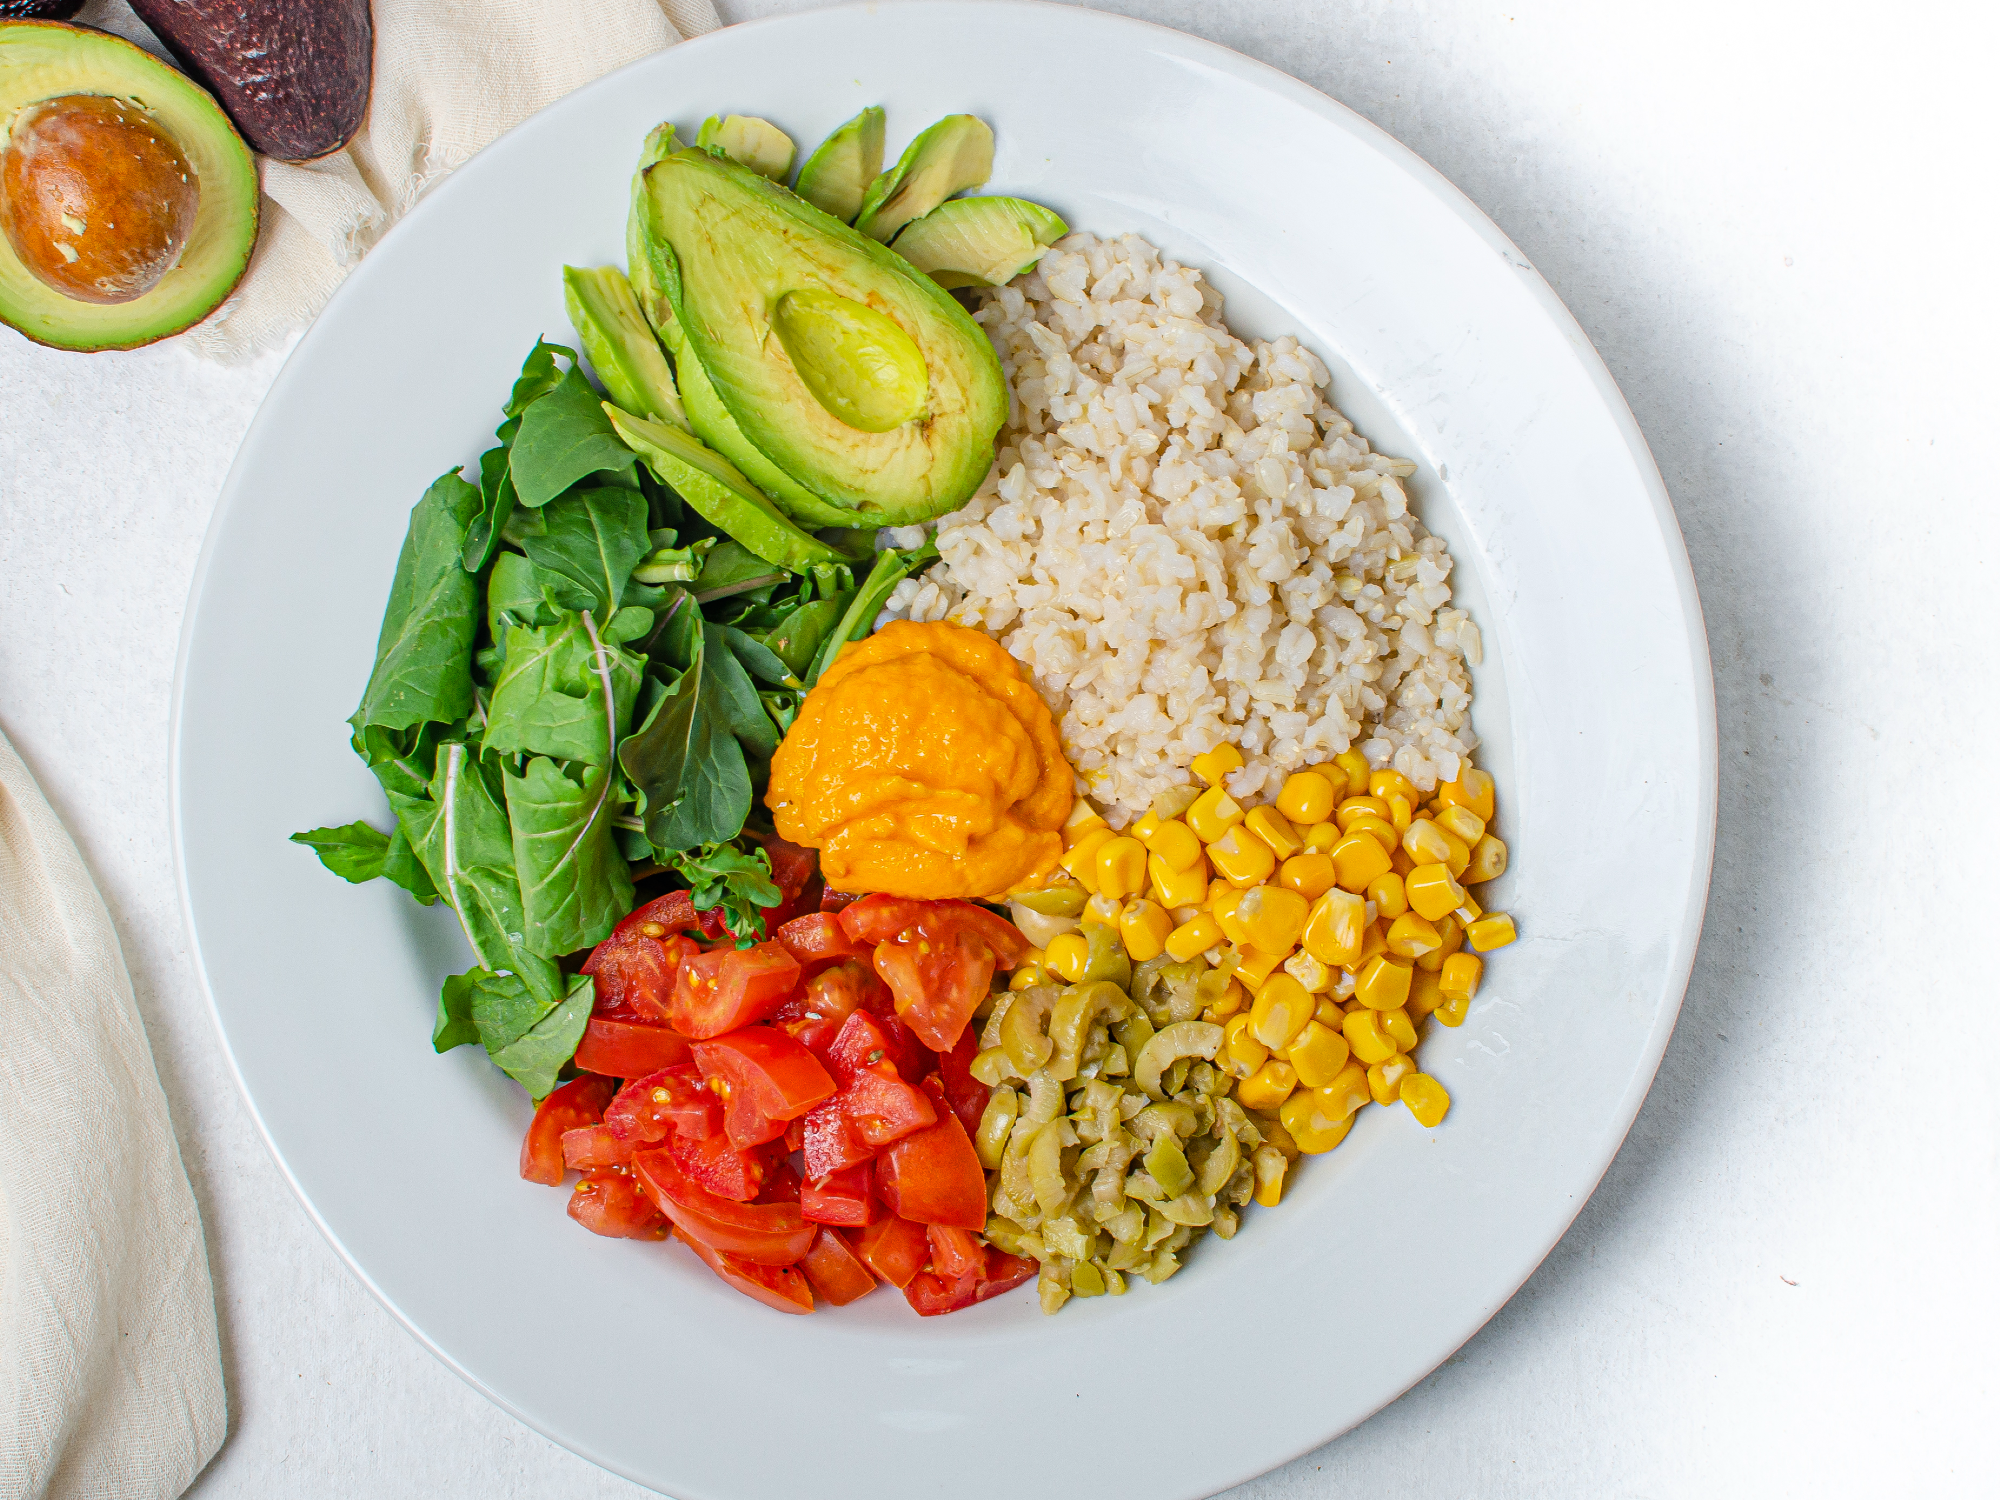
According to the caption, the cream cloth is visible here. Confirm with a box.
[0,729,225,1500]
[186,0,723,360]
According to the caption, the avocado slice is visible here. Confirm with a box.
[638,148,1006,524]
[605,403,842,574]
[0,20,257,350]
[695,115,795,182]
[853,114,994,243]
[563,265,687,428]
[893,196,1068,288]
[794,106,885,223]
[127,0,371,162]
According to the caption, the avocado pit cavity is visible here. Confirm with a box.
[772,288,929,433]
[0,94,198,305]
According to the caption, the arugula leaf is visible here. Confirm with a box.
[510,364,639,508]
[619,630,754,854]
[351,720,448,801]
[690,539,785,603]
[512,485,651,617]
[505,755,634,957]
[703,621,781,761]
[433,968,482,1052]
[482,612,642,766]
[485,550,558,641]
[488,973,596,1098]
[506,340,574,418]
[290,821,388,882]
[761,596,846,676]
[721,624,801,689]
[351,470,482,732]
[673,841,783,941]
[807,542,937,685]
[435,967,595,1098]
[392,741,563,1004]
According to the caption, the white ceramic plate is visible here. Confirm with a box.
[173,5,1715,1496]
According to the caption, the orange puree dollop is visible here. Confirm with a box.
[766,620,1074,899]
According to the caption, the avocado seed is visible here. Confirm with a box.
[1,94,200,305]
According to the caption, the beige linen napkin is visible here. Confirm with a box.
[186,0,723,360]
[0,729,225,1500]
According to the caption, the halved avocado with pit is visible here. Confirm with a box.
[639,147,1006,525]
[0,21,257,350]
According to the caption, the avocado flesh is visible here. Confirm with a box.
[794,106,885,223]
[641,147,1006,524]
[695,114,795,181]
[853,114,994,243]
[0,21,257,350]
[563,265,687,427]
[893,196,1068,288]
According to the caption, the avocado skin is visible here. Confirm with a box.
[0,20,258,350]
[642,148,1006,525]
[127,0,371,161]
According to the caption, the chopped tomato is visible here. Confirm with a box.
[604,1066,714,1145]
[841,1065,938,1149]
[788,1013,845,1066]
[801,1161,876,1227]
[837,895,1030,967]
[775,912,873,974]
[801,1096,871,1181]
[760,835,818,916]
[568,1170,668,1239]
[633,1148,815,1265]
[820,887,859,913]
[823,1009,892,1085]
[799,1226,877,1306]
[872,932,994,1057]
[672,1226,814,1314]
[757,1155,803,1206]
[936,1026,991,1138]
[903,1252,1038,1316]
[520,1074,616,1186]
[875,1077,988,1228]
[572,1016,691,1078]
[668,1129,768,1202]
[844,1215,931,1289]
[692,1027,836,1150]
[782,1115,808,1154]
[836,892,929,945]
[668,942,802,1039]
[582,905,702,1022]
[561,1124,630,1171]
[928,1224,985,1282]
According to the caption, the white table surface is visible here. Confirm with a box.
[4,0,1994,1494]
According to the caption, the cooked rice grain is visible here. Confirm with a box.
[882,231,1481,823]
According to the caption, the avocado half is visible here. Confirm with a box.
[0,21,257,351]
[640,147,1007,525]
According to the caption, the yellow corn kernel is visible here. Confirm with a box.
[1391,846,1416,877]
[1465,913,1517,952]
[1278,851,1338,900]
[1279,1089,1356,1154]
[1316,1061,1372,1122]
[1406,863,1466,921]
[1185,784,1245,844]
[1385,911,1442,959]
[1084,892,1125,928]
[1251,1145,1289,1207]
[1416,912,1463,972]
[1061,828,1113,891]
[1234,883,1310,955]
[1385,794,1414,834]
[1369,768,1419,807]
[1131,811,1163,844]
[1354,954,1413,1011]
[1358,919,1389,966]
[1061,798,1109,846]
[1303,821,1343,854]
[1044,932,1089,983]
[1250,974,1315,1051]
[1440,951,1483,1004]
[1342,1008,1398,1065]
[1329,832,1393,893]
[1436,767,1495,823]
[1147,819,1204,873]
[1401,1071,1451,1127]
[1200,978,1248,1023]
[1148,852,1208,910]
[1010,961,1049,991]
[1336,794,1392,829]
[1443,831,1472,880]
[1236,1057,1299,1111]
[1346,815,1400,856]
[1209,884,1250,939]
[1314,997,1345,1028]
[1229,945,1289,988]
[1380,1005,1419,1051]
[1435,804,1486,847]
[1243,806,1304,860]
[1221,1012,1270,1079]
[1208,824,1277,887]
[1095,836,1149,900]
[1368,871,1408,920]
[1191,743,1245,787]
[1332,749,1371,797]
[1434,992,1469,1027]
[1302,887,1369,966]
[1464,834,1508,884]
[1275,770,1337,826]
[1368,1052,1418,1105]
[1407,966,1444,1018]
[1329,965,1357,1001]
[1285,1019,1352,1088]
[1164,912,1224,963]
[1283,948,1335,994]
[1119,899,1173,962]
[1454,890,1484,923]
[1402,819,1454,866]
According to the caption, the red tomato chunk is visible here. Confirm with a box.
[801,1161,875,1227]
[583,903,702,1022]
[903,1252,1038,1316]
[669,942,802,1039]
[633,1147,815,1266]
[568,1169,667,1239]
[672,1227,814,1314]
[561,1124,630,1171]
[799,1226,876,1306]
[520,1074,616,1186]
[572,1016,691,1079]
[874,1077,988,1229]
[668,1130,768,1203]
[845,1215,930,1290]
[604,1065,715,1145]
[692,1026,836,1150]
